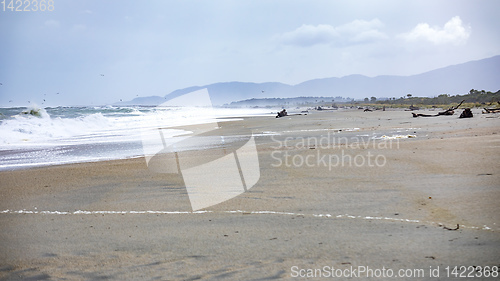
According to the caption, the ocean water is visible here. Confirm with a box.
[0,105,272,171]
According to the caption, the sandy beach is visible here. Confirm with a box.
[1,109,499,280]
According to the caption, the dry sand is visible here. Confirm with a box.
[0,109,499,280]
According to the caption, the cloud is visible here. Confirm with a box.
[280,24,336,46]
[279,19,387,47]
[399,16,470,45]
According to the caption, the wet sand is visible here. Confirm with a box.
[1,109,499,280]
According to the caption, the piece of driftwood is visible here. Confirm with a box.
[412,100,465,118]
[276,109,288,118]
[276,109,306,118]
[459,108,473,118]
[412,112,438,117]
[483,107,500,113]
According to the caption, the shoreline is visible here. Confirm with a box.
[0,106,276,172]
[0,107,495,172]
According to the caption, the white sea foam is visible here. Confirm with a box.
[0,111,114,146]
[279,128,361,134]
[372,134,417,140]
[0,106,271,170]
[0,106,271,147]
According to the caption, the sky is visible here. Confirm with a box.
[1,0,499,106]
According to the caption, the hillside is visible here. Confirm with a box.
[117,55,500,106]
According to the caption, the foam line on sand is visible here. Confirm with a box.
[1,209,494,231]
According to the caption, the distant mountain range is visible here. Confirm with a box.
[117,55,500,106]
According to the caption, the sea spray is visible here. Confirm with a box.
[0,106,271,170]
[20,105,50,118]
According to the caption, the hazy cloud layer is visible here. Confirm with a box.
[281,16,470,47]
[279,19,387,47]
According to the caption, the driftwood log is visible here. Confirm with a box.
[412,100,465,118]
[276,109,307,118]
[276,109,288,118]
[483,107,500,113]
[482,101,500,113]
[459,108,473,118]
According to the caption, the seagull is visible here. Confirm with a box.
[100,74,105,76]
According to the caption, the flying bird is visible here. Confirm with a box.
[100,74,105,76]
